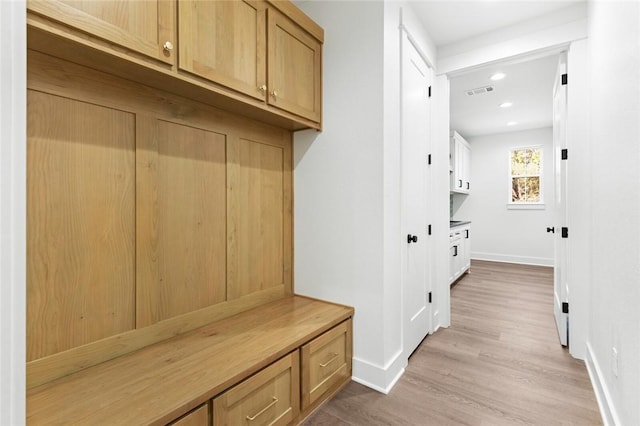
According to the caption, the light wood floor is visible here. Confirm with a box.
[303,260,602,425]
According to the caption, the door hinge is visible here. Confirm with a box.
[561,74,568,85]
[428,291,432,303]
[562,302,569,314]
[561,149,568,160]
[561,227,569,238]
[428,224,432,235]
[428,86,432,98]
[427,154,432,165]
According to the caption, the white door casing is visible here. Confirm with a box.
[552,53,569,347]
[401,31,432,357]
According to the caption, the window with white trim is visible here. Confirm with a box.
[509,146,542,204]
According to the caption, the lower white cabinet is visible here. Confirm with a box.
[449,223,471,285]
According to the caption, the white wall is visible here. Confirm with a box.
[293,0,389,388]
[584,2,640,425]
[0,1,26,424]
[294,1,445,392]
[452,127,555,266]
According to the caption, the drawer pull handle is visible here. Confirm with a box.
[246,396,278,421]
[320,352,339,368]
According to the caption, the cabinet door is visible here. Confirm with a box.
[178,0,267,100]
[169,403,210,426]
[301,320,352,412]
[462,227,471,271]
[267,8,322,122]
[452,140,464,192]
[462,143,471,192]
[28,0,175,65]
[213,352,299,426]
[449,236,456,285]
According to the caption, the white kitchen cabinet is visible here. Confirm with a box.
[450,131,471,194]
[449,222,471,285]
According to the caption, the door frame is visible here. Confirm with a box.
[441,42,588,359]
[552,52,569,346]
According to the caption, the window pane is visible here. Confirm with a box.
[524,149,541,175]
[511,150,528,175]
[524,177,540,202]
[512,177,541,203]
[512,177,527,202]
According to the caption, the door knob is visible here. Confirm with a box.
[407,234,418,244]
[547,227,555,233]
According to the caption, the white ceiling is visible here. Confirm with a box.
[409,0,583,47]
[406,0,577,138]
[449,54,559,137]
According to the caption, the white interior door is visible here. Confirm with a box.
[552,54,569,346]
[401,32,432,357]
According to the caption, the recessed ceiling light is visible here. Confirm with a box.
[500,102,513,108]
[507,121,517,126]
[491,72,506,81]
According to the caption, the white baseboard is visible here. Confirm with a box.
[585,342,620,426]
[351,350,406,394]
[471,251,553,267]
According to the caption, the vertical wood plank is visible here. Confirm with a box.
[157,120,227,319]
[27,90,136,360]
[135,115,160,327]
[228,137,288,299]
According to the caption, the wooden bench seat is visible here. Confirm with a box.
[27,296,353,425]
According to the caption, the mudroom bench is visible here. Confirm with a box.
[26,296,353,425]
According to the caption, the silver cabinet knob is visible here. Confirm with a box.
[258,84,267,93]
[163,41,174,51]
[270,90,278,99]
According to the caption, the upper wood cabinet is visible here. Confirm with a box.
[27,0,323,130]
[178,0,322,123]
[178,0,267,101]
[267,7,322,123]
[27,0,176,65]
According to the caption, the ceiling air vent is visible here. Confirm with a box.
[465,85,495,96]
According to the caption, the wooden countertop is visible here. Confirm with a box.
[27,295,353,425]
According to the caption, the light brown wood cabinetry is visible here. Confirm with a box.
[28,0,322,130]
[178,0,267,101]
[214,352,300,426]
[169,403,210,426]
[178,0,322,123]
[301,320,353,412]
[267,6,322,123]
[25,2,342,424]
[27,0,175,65]
[27,51,292,386]
[27,297,353,425]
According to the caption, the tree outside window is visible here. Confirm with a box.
[510,147,542,203]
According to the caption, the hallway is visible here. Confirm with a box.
[304,260,601,425]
